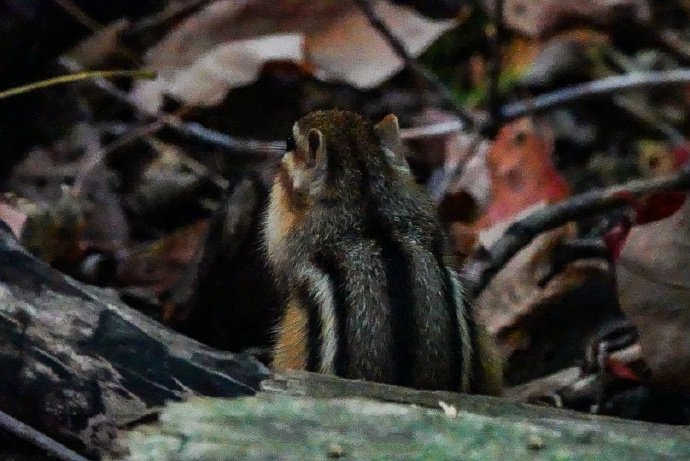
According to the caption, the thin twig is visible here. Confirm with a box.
[657,29,690,63]
[429,134,487,202]
[465,166,690,298]
[604,49,686,143]
[501,69,690,122]
[178,121,284,155]
[400,70,690,140]
[399,120,464,139]
[128,0,212,33]
[486,0,504,137]
[0,408,90,461]
[352,0,476,130]
[52,0,101,31]
[0,70,155,100]
[612,94,686,144]
[59,58,284,157]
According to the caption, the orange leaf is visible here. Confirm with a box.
[476,118,569,229]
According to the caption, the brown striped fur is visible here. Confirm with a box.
[272,298,308,370]
[263,110,501,394]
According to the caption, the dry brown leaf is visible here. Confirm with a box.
[0,201,27,239]
[135,33,304,110]
[617,197,690,392]
[636,140,690,179]
[472,204,614,383]
[475,215,580,339]
[486,0,650,37]
[520,31,609,89]
[116,220,209,297]
[128,139,228,218]
[132,0,455,112]
[306,1,453,88]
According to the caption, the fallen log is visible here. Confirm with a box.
[0,223,269,458]
[116,370,690,460]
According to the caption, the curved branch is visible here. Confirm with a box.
[501,69,690,122]
[0,409,88,461]
[465,167,690,298]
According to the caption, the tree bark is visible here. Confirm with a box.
[0,224,269,458]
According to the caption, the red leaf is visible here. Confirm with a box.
[476,118,569,229]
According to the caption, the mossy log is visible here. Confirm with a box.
[116,370,690,461]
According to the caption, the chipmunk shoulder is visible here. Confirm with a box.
[263,109,501,394]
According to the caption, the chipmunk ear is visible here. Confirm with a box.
[305,128,326,167]
[374,114,402,158]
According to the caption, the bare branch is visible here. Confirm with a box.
[0,408,89,461]
[465,167,690,298]
[486,0,504,137]
[399,120,464,139]
[129,0,212,33]
[51,0,101,31]
[501,69,690,122]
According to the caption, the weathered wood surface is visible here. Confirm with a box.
[0,224,269,458]
[117,371,690,461]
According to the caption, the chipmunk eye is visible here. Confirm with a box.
[285,135,296,152]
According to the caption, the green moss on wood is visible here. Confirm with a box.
[119,393,690,461]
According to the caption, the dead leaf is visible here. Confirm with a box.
[487,0,651,38]
[638,140,678,178]
[132,0,455,112]
[617,197,690,392]
[128,139,228,221]
[135,33,305,110]
[475,117,570,230]
[408,109,491,210]
[472,204,616,384]
[0,201,27,239]
[603,191,686,262]
[307,1,453,88]
[16,191,88,266]
[474,219,579,338]
[8,142,130,256]
[116,220,209,297]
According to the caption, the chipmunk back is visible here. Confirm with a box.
[264,109,501,393]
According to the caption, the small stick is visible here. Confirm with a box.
[0,408,90,461]
[399,120,464,139]
[486,0,505,137]
[129,0,212,33]
[352,0,476,130]
[52,0,101,31]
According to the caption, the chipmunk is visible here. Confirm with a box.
[263,110,501,394]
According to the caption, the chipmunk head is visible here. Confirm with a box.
[265,110,407,265]
[276,110,408,204]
